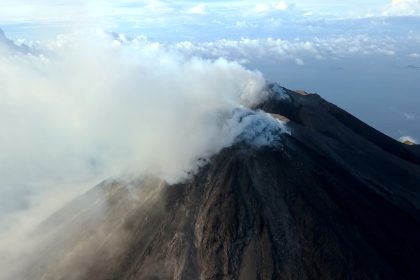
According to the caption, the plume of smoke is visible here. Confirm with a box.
[0,30,288,275]
[0,32,272,185]
[399,135,417,144]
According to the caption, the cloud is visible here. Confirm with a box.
[185,3,207,15]
[389,106,417,120]
[168,35,398,64]
[143,0,172,12]
[275,1,289,11]
[403,112,416,120]
[399,135,417,144]
[295,58,304,65]
[254,1,289,14]
[408,52,420,58]
[255,3,270,13]
[2,0,420,28]
[382,0,420,16]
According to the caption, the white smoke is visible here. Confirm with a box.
[399,135,417,144]
[0,30,288,259]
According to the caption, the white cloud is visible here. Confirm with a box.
[295,58,304,65]
[185,3,207,15]
[169,35,398,63]
[255,1,289,14]
[382,0,420,16]
[144,0,172,12]
[235,20,246,28]
[2,0,420,27]
[399,135,417,143]
[275,1,289,11]
[408,52,420,58]
[403,112,416,120]
[389,106,417,121]
[255,3,270,13]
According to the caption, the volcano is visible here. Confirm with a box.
[14,85,420,280]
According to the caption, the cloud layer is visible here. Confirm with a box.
[383,0,420,16]
[2,1,420,30]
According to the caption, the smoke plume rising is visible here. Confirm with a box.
[0,30,288,277]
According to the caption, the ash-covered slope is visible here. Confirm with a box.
[17,85,420,280]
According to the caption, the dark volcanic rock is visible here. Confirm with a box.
[16,85,420,280]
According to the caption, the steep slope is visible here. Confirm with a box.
[14,85,420,280]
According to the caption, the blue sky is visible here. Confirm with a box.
[0,0,417,22]
[1,1,420,38]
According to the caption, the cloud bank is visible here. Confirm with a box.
[383,0,420,16]
[153,35,398,63]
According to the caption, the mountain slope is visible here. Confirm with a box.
[15,85,420,280]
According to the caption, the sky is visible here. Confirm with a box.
[1,1,420,38]
[0,0,418,21]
